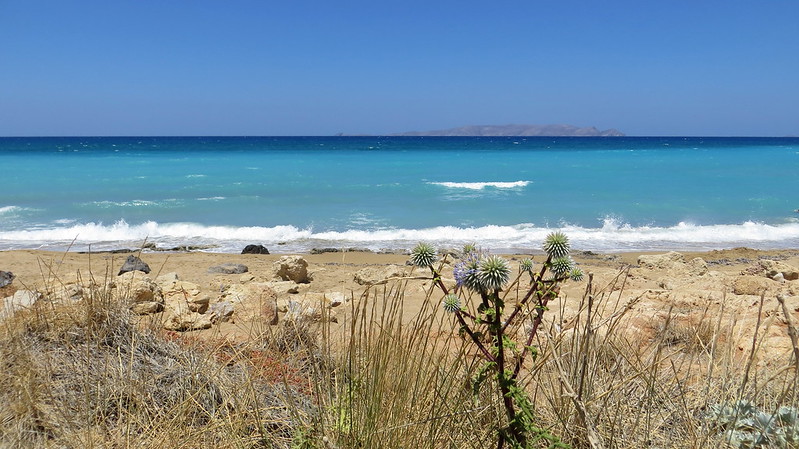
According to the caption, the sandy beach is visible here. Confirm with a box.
[3,247,799,359]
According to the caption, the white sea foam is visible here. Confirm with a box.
[0,206,22,215]
[1,218,798,253]
[429,181,530,190]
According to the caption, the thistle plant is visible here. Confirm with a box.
[410,233,582,448]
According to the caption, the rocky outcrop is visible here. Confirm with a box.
[117,272,165,315]
[273,256,310,283]
[118,255,151,276]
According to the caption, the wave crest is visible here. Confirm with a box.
[429,181,530,190]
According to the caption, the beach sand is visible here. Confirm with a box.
[2,247,799,363]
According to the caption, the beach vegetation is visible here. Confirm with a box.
[1,245,798,448]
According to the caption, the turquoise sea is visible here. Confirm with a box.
[1,136,798,253]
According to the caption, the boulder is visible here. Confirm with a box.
[208,263,249,274]
[118,255,151,276]
[242,244,270,254]
[220,283,279,324]
[760,260,799,281]
[0,271,14,288]
[163,280,210,314]
[732,276,773,296]
[273,256,310,283]
[354,265,406,285]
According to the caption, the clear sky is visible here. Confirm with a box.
[1,1,797,136]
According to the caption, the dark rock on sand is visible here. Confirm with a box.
[0,271,15,288]
[118,255,151,276]
[208,263,249,275]
[241,244,270,254]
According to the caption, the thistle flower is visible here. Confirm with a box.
[442,294,461,313]
[519,258,534,273]
[410,242,437,267]
[462,243,477,255]
[478,255,511,291]
[454,254,481,292]
[568,267,584,282]
[550,256,574,277]
[543,231,570,258]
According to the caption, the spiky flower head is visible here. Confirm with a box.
[454,254,481,292]
[550,256,574,277]
[568,267,584,282]
[410,242,437,267]
[462,243,477,255]
[543,231,570,258]
[519,258,534,273]
[442,294,462,313]
[478,255,511,292]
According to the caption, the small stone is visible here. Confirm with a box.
[239,273,256,283]
[208,263,249,274]
[118,255,151,276]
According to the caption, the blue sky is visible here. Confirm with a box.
[1,1,797,136]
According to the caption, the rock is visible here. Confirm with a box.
[0,271,14,288]
[325,291,347,307]
[686,257,709,276]
[285,299,337,323]
[2,290,40,318]
[732,276,773,296]
[208,301,234,324]
[163,310,213,331]
[239,273,256,283]
[760,260,799,281]
[221,283,279,323]
[117,276,165,314]
[273,256,310,283]
[156,272,180,284]
[131,301,163,314]
[117,255,151,276]
[241,244,270,254]
[267,280,303,294]
[208,263,249,274]
[163,280,210,314]
[637,252,685,269]
[354,265,406,285]
[773,273,786,283]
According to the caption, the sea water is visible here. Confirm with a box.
[1,136,798,253]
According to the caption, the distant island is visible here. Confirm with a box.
[337,124,625,137]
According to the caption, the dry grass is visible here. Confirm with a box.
[2,260,798,448]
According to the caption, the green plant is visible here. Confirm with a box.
[707,400,799,448]
[409,232,582,448]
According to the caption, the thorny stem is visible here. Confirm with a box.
[501,254,553,334]
[429,265,496,362]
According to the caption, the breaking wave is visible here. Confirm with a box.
[1,218,798,253]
